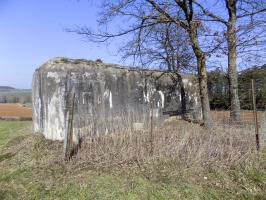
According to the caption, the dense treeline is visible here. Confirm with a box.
[0,89,32,104]
[208,64,266,110]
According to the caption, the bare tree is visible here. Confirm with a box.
[145,0,212,124]
[70,0,212,125]
[194,0,266,122]
[121,22,195,116]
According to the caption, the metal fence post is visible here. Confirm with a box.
[259,108,266,149]
[251,79,260,151]
[64,90,75,160]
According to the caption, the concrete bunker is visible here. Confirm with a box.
[32,57,201,141]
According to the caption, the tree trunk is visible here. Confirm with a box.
[189,27,212,126]
[175,73,187,117]
[226,0,241,122]
[171,51,186,118]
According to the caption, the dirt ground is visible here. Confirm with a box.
[0,103,32,118]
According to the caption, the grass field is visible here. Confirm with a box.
[0,120,265,199]
[0,104,32,119]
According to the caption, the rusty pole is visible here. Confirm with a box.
[149,101,154,156]
[64,90,75,160]
[251,79,259,151]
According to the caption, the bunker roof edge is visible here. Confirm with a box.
[37,57,195,79]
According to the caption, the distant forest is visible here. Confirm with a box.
[208,64,266,110]
[0,88,31,104]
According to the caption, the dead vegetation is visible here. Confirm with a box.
[2,119,257,170]
[71,119,257,170]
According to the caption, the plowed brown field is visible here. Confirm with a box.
[0,103,264,123]
[211,110,265,123]
[0,103,32,118]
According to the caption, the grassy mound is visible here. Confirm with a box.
[0,121,265,199]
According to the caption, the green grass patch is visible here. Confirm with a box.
[0,152,14,162]
[0,121,31,149]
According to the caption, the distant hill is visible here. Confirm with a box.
[0,86,15,91]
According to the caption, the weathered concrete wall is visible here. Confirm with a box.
[32,57,201,141]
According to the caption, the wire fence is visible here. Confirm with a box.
[63,80,266,161]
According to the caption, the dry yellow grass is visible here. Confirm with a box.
[0,103,32,118]
[73,119,257,169]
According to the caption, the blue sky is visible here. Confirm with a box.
[0,0,120,89]
[0,0,264,88]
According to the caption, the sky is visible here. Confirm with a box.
[0,0,120,89]
[0,0,265,89]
